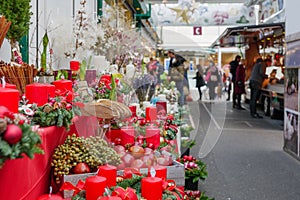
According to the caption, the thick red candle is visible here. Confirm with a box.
[98,196,121,200]
[128,105,137,117]
[156,101,167,117]
[52,80,73,92]
[0,83,17,89]
[97,164,117,187]
[46,84,56,98]
[0,88,19,113]
[147,166,167,179]
[141,177,162,200]
[86,176,107,200]
[25,83,49,106]
[145,106,157,122]
[37,194,63,200]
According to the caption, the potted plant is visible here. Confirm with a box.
[177,155,208,191]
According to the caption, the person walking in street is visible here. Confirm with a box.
[167,49,187,106]
[193,64,206,101]
[230,55,241,108]
[205,61,220,101]
[249,57,269,118]
[235,59,246,110]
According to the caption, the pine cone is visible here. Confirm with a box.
[0,118,7,134]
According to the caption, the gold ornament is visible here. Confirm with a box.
[170,6,190,24]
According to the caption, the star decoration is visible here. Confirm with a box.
[170,6,190,24]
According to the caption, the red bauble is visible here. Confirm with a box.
[72,162,91,174]
[3,124,22,145]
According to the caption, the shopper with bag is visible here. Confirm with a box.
[235,59,246,110]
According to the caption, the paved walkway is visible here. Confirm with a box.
[187,100,300,200]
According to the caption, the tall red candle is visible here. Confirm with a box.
[25,83,49,106]
[86,176,107,200]
[156,101,167,117]
[141,177,162,200]
[0,88,19,113]
[147,166,167,179]
[97,164,117,187]
[52,80,73,92]
[0,83,17,89]
[145,106,157,122]
[37,194,63,200]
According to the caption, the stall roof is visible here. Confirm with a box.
[210,22,285,48]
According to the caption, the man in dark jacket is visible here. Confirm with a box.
[167,49,186,106]
[230,55,241,108]
[249,57,269,118]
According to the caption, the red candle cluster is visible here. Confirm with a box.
[97,164,117,187]
[86,176,107,200]
[141,177,163,200]
[26,83,55,106]
[0,88,19,113]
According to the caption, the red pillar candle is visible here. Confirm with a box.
[70,60,80,71]
[52,80,73,92]
[145,106,157,122]
[141,177,162,200]
[147,166,167,179]
[46,84,56,98]
[86,176,107,200]
[97,164,117,187]
[0,83,17,89]
[25,83,49,106]
[98,197,121,200]
[156,101,167,117]
[0,88,19,113]
[128,105,137,117]
[37,194,63,200]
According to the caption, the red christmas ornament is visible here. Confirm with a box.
[3,124,23,145]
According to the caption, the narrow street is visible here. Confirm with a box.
[187,100,300,200]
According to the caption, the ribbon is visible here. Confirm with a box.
[60,180,85,196]
[111,187,138,200]
[162,180,185,200]
[123,168,142,179]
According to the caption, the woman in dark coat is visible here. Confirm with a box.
[193,65,206,100]
[235,59,246,110]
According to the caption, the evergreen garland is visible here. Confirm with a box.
[0,0,32,43]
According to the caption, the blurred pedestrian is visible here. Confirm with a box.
[193,64,206,101]
[230,55,241,107]
[235,59,246,110]
[167,49,187,106]
[249,57,268,118]
[205,61,221,100]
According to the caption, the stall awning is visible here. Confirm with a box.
[210,22,285,48]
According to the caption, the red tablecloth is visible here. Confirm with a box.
[0,116,99,200]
